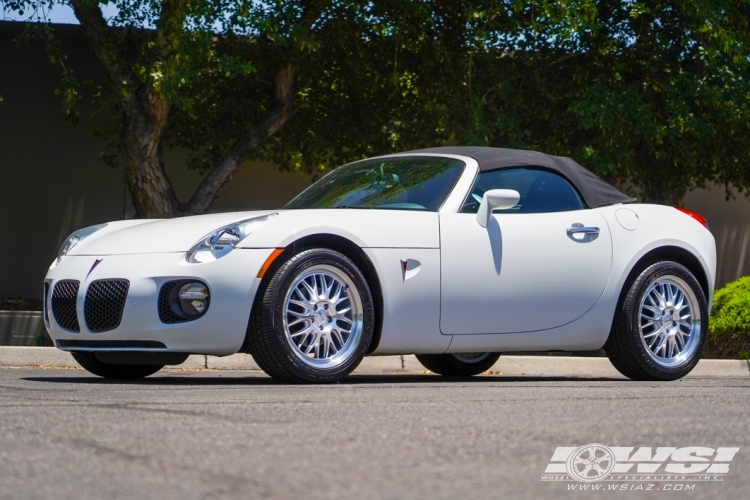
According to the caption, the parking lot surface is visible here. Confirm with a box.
[0,368,747,499]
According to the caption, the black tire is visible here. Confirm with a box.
[71,352,163,379]
[415,352,501,376]
[605,261,708,381]
[249,248,375,383]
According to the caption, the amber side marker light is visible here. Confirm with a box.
[676,208,710,230]
[257,249,285,278]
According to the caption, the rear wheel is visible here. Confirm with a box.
[415,352,501,376]
[249,248,375,383]
[71,352,164,379]
[605,261,708,381]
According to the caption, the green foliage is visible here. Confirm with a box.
[450,0,750,204]
[5,1,750,211]
[705,276,750,359]
[710,276,750,337]
[5,1,598,165]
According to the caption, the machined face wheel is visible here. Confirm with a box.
[638,275,701,368]
[283,264,364,369]
[606,261,708,381]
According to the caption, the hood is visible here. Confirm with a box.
[73,211,276,255]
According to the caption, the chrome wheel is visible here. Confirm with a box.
[638,275,701,368]
[283,264,363,369]
[452,352,492,363]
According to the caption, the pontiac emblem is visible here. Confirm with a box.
[86,258,103,278]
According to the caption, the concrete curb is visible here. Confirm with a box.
[0,347,748,378]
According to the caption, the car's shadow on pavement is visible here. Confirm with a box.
[22,373,625,385]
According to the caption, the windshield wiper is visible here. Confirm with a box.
[333,205,372,209]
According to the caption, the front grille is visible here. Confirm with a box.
[51,280,80,332]
[158,281,190,324]
[43,282,50,323]
[84,279,129,333]
[57,339,167,349]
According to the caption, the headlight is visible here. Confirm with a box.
[57,223,108,263]
[186,214,275,263]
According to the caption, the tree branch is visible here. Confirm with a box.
[185,67,297,215]
[69,0,131,93]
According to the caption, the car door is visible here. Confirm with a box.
[440,167,612,334]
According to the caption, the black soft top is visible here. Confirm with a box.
[400,146,635,208]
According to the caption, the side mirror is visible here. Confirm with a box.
[476,189,520,228]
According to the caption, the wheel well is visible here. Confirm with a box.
[241,234,384,355]
[619,246,710,306]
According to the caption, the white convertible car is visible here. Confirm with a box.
[44,147,715,383]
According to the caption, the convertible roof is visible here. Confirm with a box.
[401,146,636,208]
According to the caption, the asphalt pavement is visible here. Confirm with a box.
[0,368,747,500]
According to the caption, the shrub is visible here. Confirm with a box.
[706,277,750,359]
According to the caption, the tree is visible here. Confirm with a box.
[5,0,598,217]
[9,0,317,217]
[458,0,750,205]
[28,1,748,210]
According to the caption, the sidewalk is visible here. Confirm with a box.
[0,347,748,377]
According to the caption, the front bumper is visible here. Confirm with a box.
[44,249,275,355]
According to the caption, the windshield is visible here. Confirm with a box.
[284,156,465,211]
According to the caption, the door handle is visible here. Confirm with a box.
[567,226,600,235]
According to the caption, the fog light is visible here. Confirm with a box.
[178,283,210,316]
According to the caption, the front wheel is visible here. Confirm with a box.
[249,248,375,383]
[415,352,501,376]
[605,261,708,381]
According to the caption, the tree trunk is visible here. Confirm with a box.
[121,91,182,218]
[184,67,296,215]
[71,1,297,219]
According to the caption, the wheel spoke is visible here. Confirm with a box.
[674,333,685,349]
[291,329,314,353]
[287,309,311,319]
[642,304,660,317]
[287,317,310,328]
[300,278,318,301]
[288,299,312,311]
[321,335,330,359]
[651,335,667,355]
[647,332,662,348]
[331,328,345,347]
[674,291,685,311]
[642,329,660,339]
[653,287,666,308]
[641,320,659,330]
[330,282,342,304]
[323,275,335,300]
[304,334,318,356]
[328,335,339,355]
